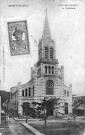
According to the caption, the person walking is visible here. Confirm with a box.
[73,114,77,123]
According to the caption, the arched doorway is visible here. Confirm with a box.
[65,102,68,114]
[22,102,30,115]
[47,99,54,116]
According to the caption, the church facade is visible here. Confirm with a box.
[10,11,72,116]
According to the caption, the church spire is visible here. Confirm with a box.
[42,8,51,39]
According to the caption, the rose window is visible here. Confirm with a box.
[46,80,53,88]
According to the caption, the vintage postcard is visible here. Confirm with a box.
[0,0,85,135]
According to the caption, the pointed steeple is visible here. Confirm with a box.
[42,8,51,39]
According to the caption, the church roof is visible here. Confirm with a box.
[21,78,34,88]
[28,78,34,83]
[37,59,58,67]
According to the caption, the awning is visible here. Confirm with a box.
[77,107,85,110]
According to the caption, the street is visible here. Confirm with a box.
[0,118,33,135]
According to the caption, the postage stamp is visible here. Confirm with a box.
[8,20,29,56]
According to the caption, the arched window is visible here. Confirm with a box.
[25,89,27,96]
[29,87,31,96]
[64,90,66,97]
[45,66,47,74]
[45,47,48,59]
[67,91,69,97]
[39,49,41,60]
[50,47,53,59]
[22,90,24,96]
[52,66,54,74]
[48,66,51,74]
[65,102,68,114]
[33,86,34,97]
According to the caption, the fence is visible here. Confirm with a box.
[1,115,8,126]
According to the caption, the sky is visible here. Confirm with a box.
[0,0,85,94]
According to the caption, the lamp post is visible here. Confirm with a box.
[44,108,47,135]
[26,115,28,123]
[44,109,47,126]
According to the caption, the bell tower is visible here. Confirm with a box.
[38,9,57,63]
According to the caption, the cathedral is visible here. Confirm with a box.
[10,10,72,116]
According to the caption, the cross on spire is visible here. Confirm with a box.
[42,8,51,39]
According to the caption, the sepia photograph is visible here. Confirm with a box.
[0,0,85,134]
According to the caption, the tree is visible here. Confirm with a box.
[73,98,85,108]
[31,98,65,118]
[54,98,65,117]
[0,91,10,106]
[31,102,41,118]
[73,97,85,116]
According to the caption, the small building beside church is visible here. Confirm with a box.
[10,11,72,116]
[72,94,85,116]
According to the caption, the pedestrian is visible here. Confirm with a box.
[74,114,77,123]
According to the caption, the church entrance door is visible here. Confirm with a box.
[47,99,54,116]
[65,102,68,114]
[22,102,30,115]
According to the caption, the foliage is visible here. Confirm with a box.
[30,108,36,118]
[21,98,66,118]
[0,90,10,106]
[31,98,65,118]
[73,97,85,108]
[54,98,65,116]
[73,97,85,116]
[3,106,8,114]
